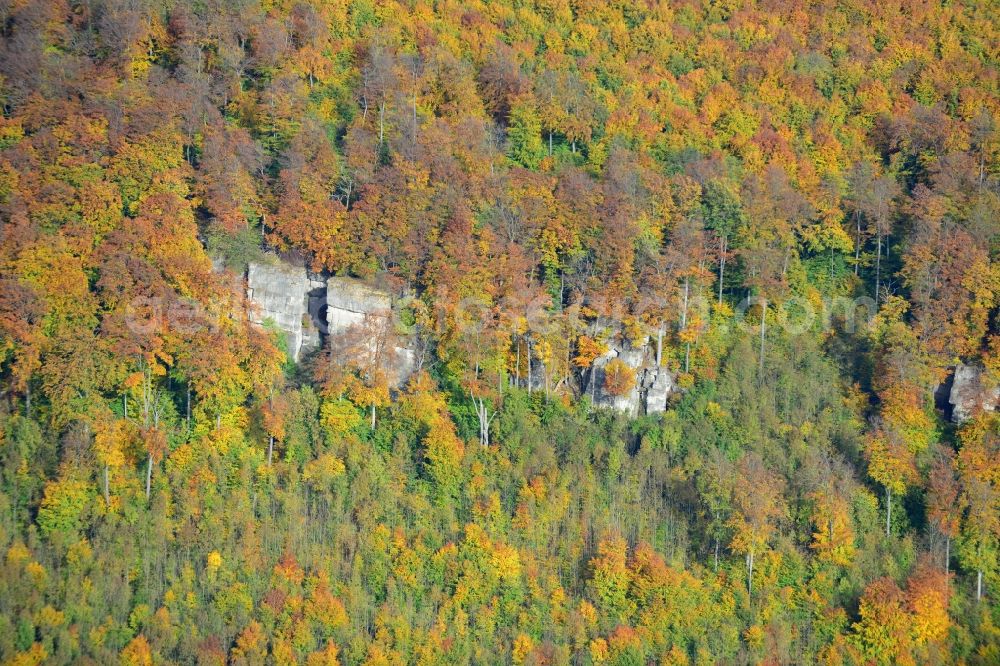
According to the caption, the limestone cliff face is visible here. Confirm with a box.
[325,276,416,387]
[243,258,673,408]
[244,258,418,385]
[325,277,392,333]
[246,261,312,361]
[586,334,677,416]
[949,363,1000,423]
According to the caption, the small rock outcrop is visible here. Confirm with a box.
[588,335,677,416]
[244,258,417,383]
[949,363,1000,424]
[644,368,675,414]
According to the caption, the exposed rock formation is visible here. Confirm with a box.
[588,335,677,416]
[949,363,1000,424]
[247,260,312,361]
[244,259,672,405]
[326,276,416,386]
[644,368,675,414]
[244,259,417,382]
[325,277,393,334]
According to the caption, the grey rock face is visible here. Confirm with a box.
[325,277,393,335]
[644,369,674,414]
[950,363,1000,424]
[588,335,675,416]
[326,276,416,387]
[247,261,309,361]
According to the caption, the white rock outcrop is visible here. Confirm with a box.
[325,277,393,334]
[587,334,677,416]
[949,363,1000,424]
[247,261,310,361]
[326,276,416,386]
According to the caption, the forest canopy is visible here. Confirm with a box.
[0,0,999,664]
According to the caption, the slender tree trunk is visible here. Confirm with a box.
[945,537,950,575]
[977,569,983,601]
[854,212,861,275]
[483,401,490,447]
[515,339,521,387]
[682,277,689,329]
[718,236,727,304]
[683,277,691,372]
[378,99,385,147]
[548,131,553,156]
[371,404,376,429]
[527,337,533,394]
[747,550,755,596]
[875,229,882,309]
[103,465,110,507]
[145,453,153,500]
[656,326,663,367]
[885,486,891,536]
[714,538,719,572]
[268,435,274,466]
[758,298,767,380]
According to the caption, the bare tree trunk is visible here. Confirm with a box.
[718,236,727,305]
[747,550,755,596]
[378,99,385,148]
[527,337,533,394]
[145,453,153,500]
[515,340,520,387]
[103,465,110,507]
[875,229,882,310]
[977,569,983,601]
[885,486,891,537]
[758,299,767,380]
[268,435,274,466]
[854,212,861,275]
[682,277,689,329]
[683,277,691,372]
[473,395,492,447]
[656,326,663,367]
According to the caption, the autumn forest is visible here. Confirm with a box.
[0,0,999,664]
